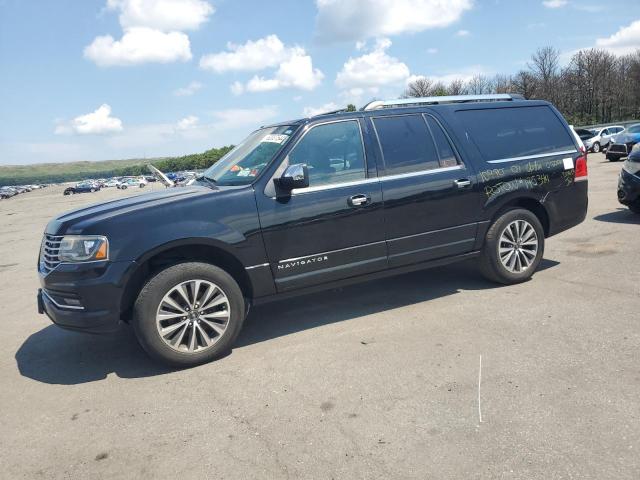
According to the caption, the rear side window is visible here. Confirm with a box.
[373,115,440,175]
[424,115,459,167]
[458,106,576,162]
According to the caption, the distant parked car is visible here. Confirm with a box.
[103,179,121,188]
[606,124,640,161]
[618,144,640,214]
[63,182,100,195]
[117,178,147,189]
[0,187,17,199]
[584,125,625,153]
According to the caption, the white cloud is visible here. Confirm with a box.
[595,20,640,56]
[176,115,199,130]
[242,48,324,92]
[456,29,470,37]
[55,104,123,135]
[335,38,410,90]
[85,0,213,66]
[173,81,203,96]
[303,102,340,117]
[200,35,324,94]
[200,35,290,72]
[542,0,567,8]
[84,27,191,66]
[427,47,438,54]
[106,0,214,31]
[315,0,473,42]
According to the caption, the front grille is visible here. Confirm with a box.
[39,234,63,274]
[609,144,628,154]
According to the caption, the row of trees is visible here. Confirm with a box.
[116,145,235,177]
[403,47,640,126]
[0,145,234,186]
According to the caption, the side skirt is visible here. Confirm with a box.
[251,250,481,306]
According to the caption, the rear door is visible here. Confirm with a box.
[256,118,386,292]
[371,113,483,268]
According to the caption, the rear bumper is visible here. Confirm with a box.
[546,180,588,237]
[618,169,640,206]
[37,260,135,334]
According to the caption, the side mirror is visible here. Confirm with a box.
[275,163,309,193]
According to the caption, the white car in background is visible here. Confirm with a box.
[117,177,147,189]
[103,179,121,187]
[584,125,625,153]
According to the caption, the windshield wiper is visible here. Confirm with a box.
[196,174,218,188]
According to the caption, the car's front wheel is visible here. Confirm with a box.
[592,142,600,153]
[479,208,545,284]
[133,262,246,368]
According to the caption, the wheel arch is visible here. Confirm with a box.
[119,239,253,322]
[488,196,550,237]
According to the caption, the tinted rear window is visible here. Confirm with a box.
[458,106,576,161]
[373,115,440,175]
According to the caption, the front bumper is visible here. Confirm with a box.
[618,168,640,206]
[37,260,136,334]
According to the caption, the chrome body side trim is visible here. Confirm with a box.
[278,241,387,264]
[486,149,578,164]
[41,290,85,311]
[245,263,270,270]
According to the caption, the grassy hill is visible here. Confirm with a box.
[0,146,234,186]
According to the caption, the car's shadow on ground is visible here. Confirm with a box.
[16,258,560,385]
[593,208,640,224]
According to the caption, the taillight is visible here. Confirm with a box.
[575,147,588,181]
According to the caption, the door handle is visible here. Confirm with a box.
[454,179,472,189]
[348,194,370,207]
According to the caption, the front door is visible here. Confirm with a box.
[256,119,385,292]
[370,113,483,268]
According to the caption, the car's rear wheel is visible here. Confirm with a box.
[479,208,544,284]
[133,262,246,368]
[592,142,600,153]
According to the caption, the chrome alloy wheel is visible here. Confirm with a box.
[498,220,538,273]
[155,279,230,353]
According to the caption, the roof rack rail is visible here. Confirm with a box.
[361,93,525,111]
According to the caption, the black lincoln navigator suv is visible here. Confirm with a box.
[37,94,588,367]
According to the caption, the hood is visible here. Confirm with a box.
[46,186,213,235]
[614,131,640,144]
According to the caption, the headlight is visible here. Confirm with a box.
[58,235,109,262]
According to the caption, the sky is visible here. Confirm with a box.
[1,0,639,165]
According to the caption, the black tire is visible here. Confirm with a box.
[90,188,96,193]
[629,201,640,215]
[132,262,246,368]
[592,142,600,153]
[478,208,545,285]
[121,185,127,190]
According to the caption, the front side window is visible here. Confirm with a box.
[458,106,576,162]
[204,125,296,186]
[288,120,366,187]
[373,114,440,175]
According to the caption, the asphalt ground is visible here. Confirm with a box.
[1,153,638,479]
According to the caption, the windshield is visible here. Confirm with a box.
[204,125,297,186]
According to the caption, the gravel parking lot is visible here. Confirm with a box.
[1,154,639,479]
